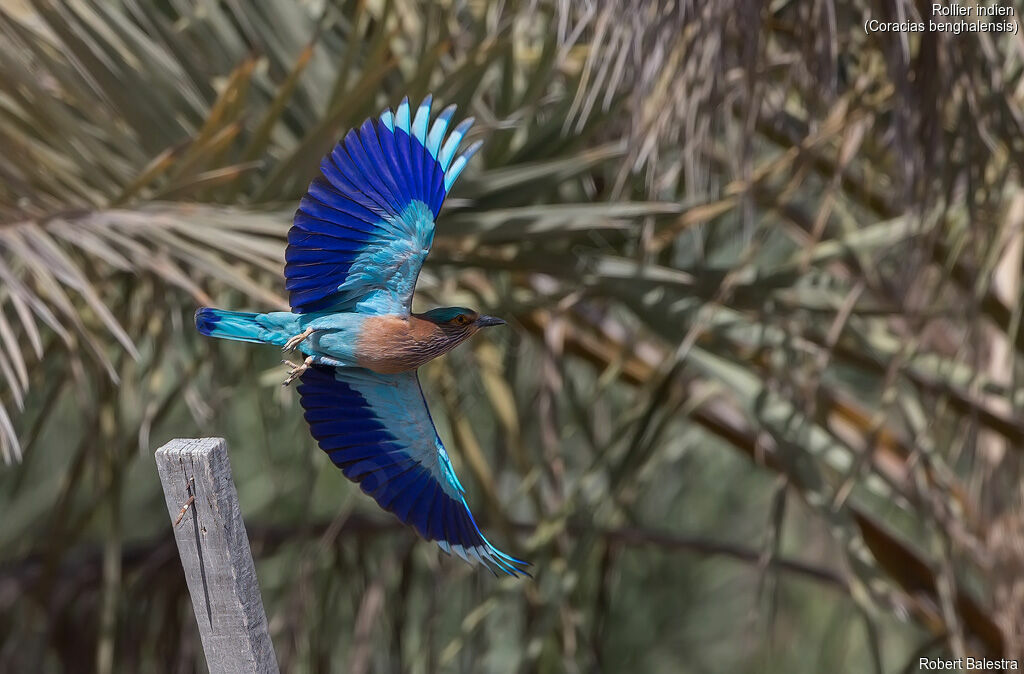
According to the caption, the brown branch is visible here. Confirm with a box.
[518,306,1007,657]
[0,516,845,598]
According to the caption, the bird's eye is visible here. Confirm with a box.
[454,314,468,325]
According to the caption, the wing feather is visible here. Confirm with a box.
[285,96,479,314]
[297,365,529,577]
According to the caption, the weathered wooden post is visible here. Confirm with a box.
[155,437,279,674]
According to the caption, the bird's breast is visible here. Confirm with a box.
[355,315,457,373]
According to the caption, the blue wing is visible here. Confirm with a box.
[286,95,482,315]
[297,365,530,577]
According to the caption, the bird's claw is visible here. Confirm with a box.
[282,356,313,387]
[283,327,315,352]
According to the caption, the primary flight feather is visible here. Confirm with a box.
[195,96,529,577]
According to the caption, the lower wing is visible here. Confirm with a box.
[297,365,529,577]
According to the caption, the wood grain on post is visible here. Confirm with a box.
[155,438,279,674]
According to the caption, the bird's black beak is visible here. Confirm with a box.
[476,315,506,328]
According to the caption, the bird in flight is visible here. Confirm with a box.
[195,96,529,577]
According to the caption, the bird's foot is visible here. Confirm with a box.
[282,356,314,387]
[283,327,315,352]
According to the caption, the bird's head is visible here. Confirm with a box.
[420,306,506,337]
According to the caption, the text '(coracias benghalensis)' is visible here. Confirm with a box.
[195,96,529,577]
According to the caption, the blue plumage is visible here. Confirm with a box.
[286,96,477,315]
[195,308,275,344]
[298,366,529,577]
[196,96,528,578]
[194,307,224,334]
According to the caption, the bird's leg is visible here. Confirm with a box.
[313,354,347,368]
[281,353,347,386]
[281,355,314,386]
[283,327,315,352]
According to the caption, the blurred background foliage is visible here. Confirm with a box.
[0,0,1022,672]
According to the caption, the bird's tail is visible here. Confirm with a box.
[195,308,276,345]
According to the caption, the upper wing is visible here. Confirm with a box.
[286,96,481,315]
[297,365,529,577]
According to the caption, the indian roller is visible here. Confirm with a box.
[194,96,529,577]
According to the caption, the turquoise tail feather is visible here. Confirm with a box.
[195,308,283,345]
